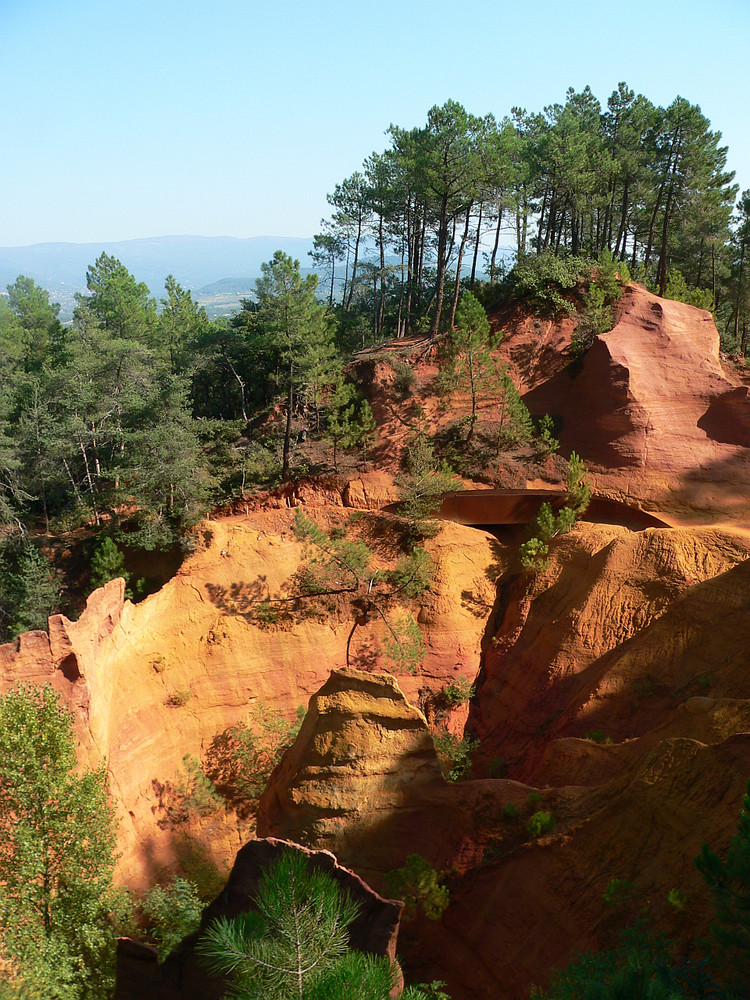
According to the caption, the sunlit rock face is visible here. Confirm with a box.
[0,512,495,886]
[522,283,750,519]
[257,668,447,872]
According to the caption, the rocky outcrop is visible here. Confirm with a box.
[521,284,750,519]
[0,579,126,755]
[115,837,404,999]
[257,669,446,873]
[255,651,750,999]
[250,523,750,998]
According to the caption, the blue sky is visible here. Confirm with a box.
[2,0,748,246]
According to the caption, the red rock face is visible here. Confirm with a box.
[522,284,750,519]
[7,286,750,999]
[254,571,750,999]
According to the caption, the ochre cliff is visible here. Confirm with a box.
[364,282,750,521]
[0,502,497,887]
[256,557,750,998]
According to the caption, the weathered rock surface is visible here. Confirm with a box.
[472,522,750,781]
[362,283,750,521]
[115,837,404,999]
[521,283,750,519]
[7,286,750,998]
[258,668,536,879]
[255,527,750,999]
[258,669,445,873]
[0,511,496,886]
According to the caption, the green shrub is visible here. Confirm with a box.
[519,453,590,573]
[167,753,222,821]
[443,677,475,706]
[510,252,592,317]
[431,728,478,781]
[503,802,519,819]
[197,849,385,997]
[203,704,303,816]
[0,538,61,640]
[536,414,560,456]
[570,250,631,357]
[165,689,193,708]
[386,855,449,921]
[666,888,686,911]
[584,730,612,744]
[389,547,434,599]
[527,811,555,839]
[90,536,130,592]
[139,877,204,961]
[519,535,552,573]
[664,268,714,310]
[566,451,592,515]
[389,357,418,399]
[383,613,425,674]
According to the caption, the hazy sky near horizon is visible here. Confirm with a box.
[2,0,748,246]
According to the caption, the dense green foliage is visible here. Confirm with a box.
[386,855,450,921]
[196,849,436,1000]
[0,684,118,998]
[437,292,499,441]
[530,922,690,1000]
[431,727,479,781]
[396,415,462,538]
[0,537,61,639]
[137,877,204,962]
[313,84,746,350]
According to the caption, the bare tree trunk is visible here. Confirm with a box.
[490,208,503,282]
[470,202,483,287]
[282,359,294,481]
[449,204,472,328]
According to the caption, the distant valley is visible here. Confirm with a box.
[0,235,317,320]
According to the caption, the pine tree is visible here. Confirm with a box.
[496,370,533,450]
[89,536,130,592]
[0,539,61,640]
[197,849,398,1000]
[438,292,499,442]
[253,252,336,480]
[397,413,461,538]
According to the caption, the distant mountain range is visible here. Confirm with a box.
[0,235,317,319]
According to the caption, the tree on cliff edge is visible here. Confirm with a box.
[0,683,117,999]
[252,252,335,480]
